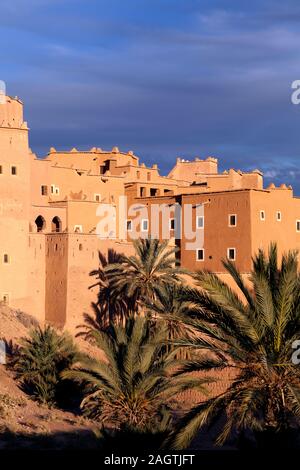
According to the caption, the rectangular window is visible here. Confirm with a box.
[3,254,9,264]
[51,184,55,194]
[169,218,176,230]
[0,165,2,174]
[147,172,151,181]
[55,187,59,195]
[229,214,237,227]
[41,185,48,196]
[126,220,132,232]
[276,211,281,221]
[196,216,204,229]
[196,249,204,261]
[2,293,9,305]
[94,194,101,202]
[140,187,146,197]
[260,210,265,221]
[296,220,300,232]
[11,166,17,175]
[227,248,236,261]
[150,188,158,196]
[141,219,148,232]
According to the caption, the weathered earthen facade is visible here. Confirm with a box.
[1,95,299,327]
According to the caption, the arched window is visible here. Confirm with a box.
[35,215,46,233]
[51,216,62,233]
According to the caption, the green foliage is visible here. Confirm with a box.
[145,282,197,358]
[105,238,187,311]
[172,244,300,449]
[14,325,82,407]
[87,249,132,331]
[64,316,210,428]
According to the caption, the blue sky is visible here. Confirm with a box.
[2,0,300,190]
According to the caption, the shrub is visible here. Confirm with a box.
[14,325,82,407]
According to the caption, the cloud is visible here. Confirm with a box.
[264,170,279,178]
[2,0,300,192]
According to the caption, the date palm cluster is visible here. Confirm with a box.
[11,240,300,449]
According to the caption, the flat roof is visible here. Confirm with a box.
[137,188,270,199]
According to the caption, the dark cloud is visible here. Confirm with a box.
[2,0,300,191]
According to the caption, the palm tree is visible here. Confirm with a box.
[14,325,82,406]
[172,244,300,449]
[145,283,197,358]
[63,316,210,429]
[105,238,186,311]
[87,249,133,330]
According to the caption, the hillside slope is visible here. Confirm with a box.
[0,305,98,449]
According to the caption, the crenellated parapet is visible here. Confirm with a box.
[0,95,28,130]
[168,156,218,181]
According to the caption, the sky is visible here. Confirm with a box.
[2,0,300,191]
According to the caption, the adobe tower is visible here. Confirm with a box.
[0,95,31,308]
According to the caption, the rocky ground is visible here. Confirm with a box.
[0,305,100,449]
[0,304,235,451]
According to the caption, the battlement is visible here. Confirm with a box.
[0,95,28,129]
[266,183,293,191]
[168,156,218,181]
[47,146,139,160]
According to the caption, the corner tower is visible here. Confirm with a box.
[0,94,31,308]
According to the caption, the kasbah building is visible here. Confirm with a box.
[1,93,300,329]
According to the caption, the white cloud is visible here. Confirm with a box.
[264,170,279,178]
